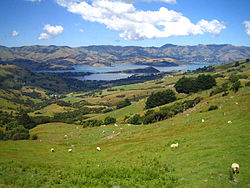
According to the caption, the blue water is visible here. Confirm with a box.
[37,63,214,81]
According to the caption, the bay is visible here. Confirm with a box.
[37,63,215,81]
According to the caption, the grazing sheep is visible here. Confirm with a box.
[171,143,179,149]
[51,148,55,152]
[202,119,205,123]
[64,135,68,138]
[235,102,238,105]
[76,126,79,130]
[228,121,232,124]
[68,149,72,152]
[114,123,118,127]
[113,131,115,134]
[102,130,105,134]
[96,147,101,151]
[231,163,239,174]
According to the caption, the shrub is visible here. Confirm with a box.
[5,126,30,140]
[116,99,131,109]
[31,134,38,140]
[0,129,5,140]
[104,116,116,125]
[145,89,176,109]
[208,105,218,111]
[231,80,241,92]
[127,114,142,125]
[245,81,250,87]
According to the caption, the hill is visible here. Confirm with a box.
[0,44,249,70]
[0,59,249,187]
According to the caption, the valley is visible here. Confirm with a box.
[0,58,249,187]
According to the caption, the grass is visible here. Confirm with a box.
[29,104,74,117]
[0,86,249,187]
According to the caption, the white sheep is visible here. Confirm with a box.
[96,147,101,151]
[228,121,232,124]
[102,130,105,133]
[114,123,118,127]
[202,119,205,123]
[51,148,55,152]
[64,135,68,138]
[231,163,239,174]
[113,131,115,134]
[68,149,72,152]
[171,143,179,149]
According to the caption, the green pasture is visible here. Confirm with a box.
[0,86,249,187]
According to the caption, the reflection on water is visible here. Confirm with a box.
[76,73,134,81]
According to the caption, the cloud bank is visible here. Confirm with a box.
[38,24,64,40]
[243,21,250,36]
[11,30,19,37]
[56,0,226,40]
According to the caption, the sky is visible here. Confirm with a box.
[0,0,250,47]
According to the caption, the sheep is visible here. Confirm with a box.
[102,130,105,134]
[51,148,55,152]
[235,102,238,105]
[114,123,118,127]
[113,131,115,134]
[231,163,239,174]
[202,119,205,123]
[96,147,101,151]
[64,135,68,138]
[228,121,232,124]
[68,149,72,152]
[76,126,79,130]
[171,143,179,149]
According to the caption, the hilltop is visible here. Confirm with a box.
[0,44,249,71]
[0,59,249,187]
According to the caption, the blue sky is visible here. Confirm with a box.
[0,0,249,47]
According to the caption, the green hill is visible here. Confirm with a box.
[0,59,249,187]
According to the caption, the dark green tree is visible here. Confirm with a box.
[104,116,116,125]
[145,89,176,109]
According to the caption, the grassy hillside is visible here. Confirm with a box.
[0,59,249,187]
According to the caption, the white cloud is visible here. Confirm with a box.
[243,21,250,36]
[11,30,19,37]
[56,0,226,40]
[116,0,176,4]
[25,0,42,2]
[79,28,84,32]
[38,24,64,40]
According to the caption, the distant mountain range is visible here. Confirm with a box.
[0,44,249,70]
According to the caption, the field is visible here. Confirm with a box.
[0,86,249,187]
[0,60,249,187]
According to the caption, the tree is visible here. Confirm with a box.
[175,74,216,94]
[231,80,241,92]
[116,98,131,109]
[174,76,198,94]
[145,89,176,109]
[104,116,116,125]
[196,74,216,90]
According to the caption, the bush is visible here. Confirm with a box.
[104,116,116,125]
[127,114,142,125]
[31,134,38,140]
[5,126,30,140]
[208,105,218,111]
[84,120,103,127]
[0,129,5,140]
[116,98,131,109]
[145,89,176,109]
[245,81,250,87]
[231,80,241,92]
